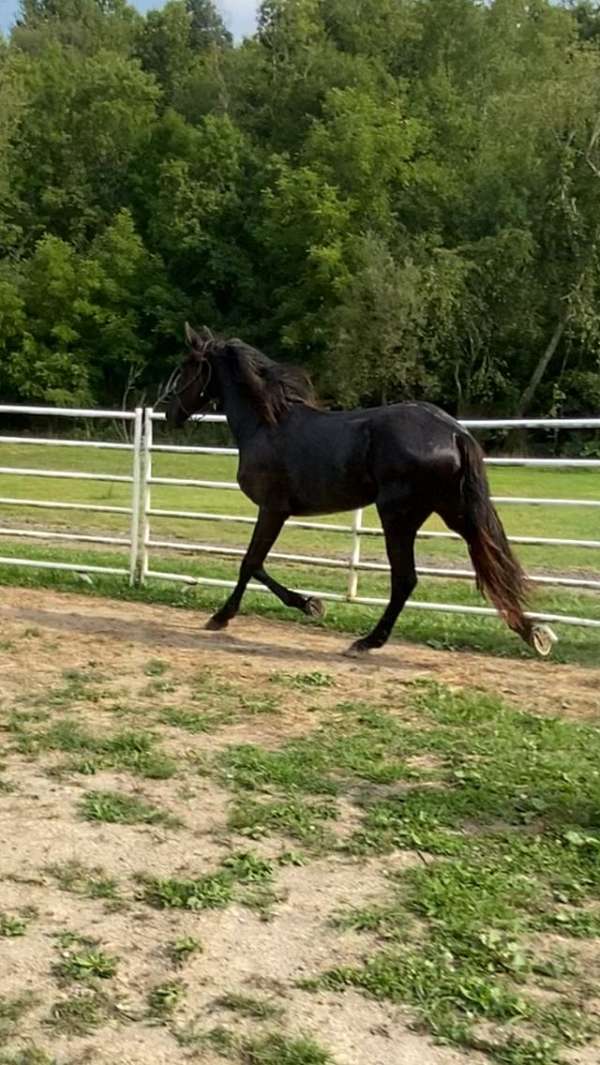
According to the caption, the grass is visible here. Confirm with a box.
[0,994,37,1039]
[138,851,275,912]
[176,1025,333,1063]
[0,1049,57,1065]
[290,681,600,1061]
[270,671,336,690]
[10,717,178,779]
[45,861,120,901]
[1,531,600,1065]
[46,990,113,1036]
[158,705,234,733]
[215,991,285,1020]
[79,789,181,828]
[228,797,339,848]
[242,1033,334,1064]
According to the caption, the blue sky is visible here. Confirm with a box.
[0,0,258,39]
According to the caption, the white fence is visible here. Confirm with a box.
[1,405,599,632]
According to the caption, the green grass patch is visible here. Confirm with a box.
[229,797,338,848]
[242,1032,334,1065]
[79,789,181,828]
[16,718,177,779]
[158,705,233,733]
[303,681,600,1062]
[270,671,336,690]
[139,851,274,912]
[220,702,415,798]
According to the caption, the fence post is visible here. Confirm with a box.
[137,407,154,586]
[128,407,143,586]
[348,508,362,600]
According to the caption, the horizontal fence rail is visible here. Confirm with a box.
[0,404,599,632]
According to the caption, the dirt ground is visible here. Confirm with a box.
[0,587,599,1065]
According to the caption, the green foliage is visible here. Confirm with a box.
[2,0,600,416]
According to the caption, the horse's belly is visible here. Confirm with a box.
[288,477,375,516]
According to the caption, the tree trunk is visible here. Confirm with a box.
[515,317,566,417]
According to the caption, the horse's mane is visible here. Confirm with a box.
[223,339,318,427]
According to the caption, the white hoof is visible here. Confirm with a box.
[531,624,558,658]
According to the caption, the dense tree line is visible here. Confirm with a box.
[1,0,600,419]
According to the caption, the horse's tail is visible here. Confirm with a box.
[456,433,532,643]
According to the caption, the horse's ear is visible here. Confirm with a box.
[184,321,198,348]
[185,322,213,352]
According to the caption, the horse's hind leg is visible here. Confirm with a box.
[345,499,428,656]
[254,568,325,618]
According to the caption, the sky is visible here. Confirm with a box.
[0,0,258,39]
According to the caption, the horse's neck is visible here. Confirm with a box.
[216,368,261,449]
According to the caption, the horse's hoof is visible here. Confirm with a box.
[531,624,558,658]
[343,639,370,658]
[205,615,229,631]
[305,597,325,619]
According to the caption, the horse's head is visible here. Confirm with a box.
[166,323,218,428]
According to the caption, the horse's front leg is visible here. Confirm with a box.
[205,508,288,630]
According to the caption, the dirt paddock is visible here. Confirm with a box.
[0,587,598,1065]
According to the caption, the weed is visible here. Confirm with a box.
[167,936,202,966]
[53,948,119,983]
[0,913,29,937]
[270,671,335,690]
[147,980,185,1021]
[221,852,273,883]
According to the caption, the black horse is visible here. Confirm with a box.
[166,325,555,657]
